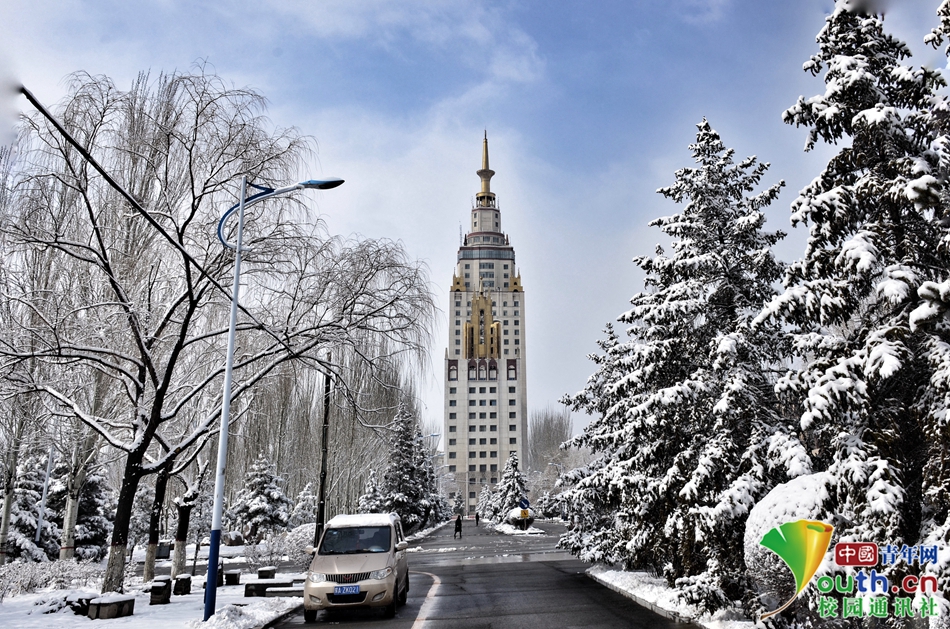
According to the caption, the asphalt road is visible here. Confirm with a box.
[272,519,703,629]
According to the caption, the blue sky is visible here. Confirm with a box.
[2,0,948,437]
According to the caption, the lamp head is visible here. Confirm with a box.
[300,178,345,190]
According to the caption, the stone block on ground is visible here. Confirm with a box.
[88,595,135,619]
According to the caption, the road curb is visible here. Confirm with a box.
[586,570,695,625]
[259,602,303,628]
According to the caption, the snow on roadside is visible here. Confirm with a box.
[406,518,452,542]
[587,565,753,629]
[490,522,545,536]
[188,597,301,629]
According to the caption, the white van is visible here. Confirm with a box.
[303,513,409,622]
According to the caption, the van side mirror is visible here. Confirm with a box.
[305,545,315,555]
[396,541,408,551]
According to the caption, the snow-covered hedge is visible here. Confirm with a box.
[0,560,102,601]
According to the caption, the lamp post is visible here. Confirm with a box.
[204,175,343,622]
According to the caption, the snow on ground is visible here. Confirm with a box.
[0,572,301,629]
[587,565,753,629]
[490,522,545,536]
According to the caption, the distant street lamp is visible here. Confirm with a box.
[204,175,343,622]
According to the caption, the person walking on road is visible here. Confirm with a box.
[475,512,480,527]
[454,514,463,539]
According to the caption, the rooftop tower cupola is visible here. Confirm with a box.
[475,131,496,209]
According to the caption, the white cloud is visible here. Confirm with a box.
[679,0,733,24]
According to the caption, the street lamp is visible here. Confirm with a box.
[204,175,343,622]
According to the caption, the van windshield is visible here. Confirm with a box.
[319,526,391,555]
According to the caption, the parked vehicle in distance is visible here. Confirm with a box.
[303,513,409,622]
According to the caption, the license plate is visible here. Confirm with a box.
[333,585,360,595]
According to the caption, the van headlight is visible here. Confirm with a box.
[308,572,328,583]
[369,567,393,580]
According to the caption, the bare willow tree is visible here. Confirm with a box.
[0,68,434,592]
[526,405,572,472]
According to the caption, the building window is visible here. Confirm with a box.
[448,360,458,381]
[449,465,456,472]
[469,452,476,458]
[514,320,519,325]
[514,301,520,306]
[504,349,508,355]
[465,264,470,269]
[456,301,461,307]
[469,387,476,393]
[449,400,456,407]
[503,320,508,326]
[491,464,498,472]
[510,437,517,444]
[449,387,457,394]
[469,438,476,445]
[449,412,456,419]
[469,413,476,419]
[449,425,456,432]
[507,360,517,380]
[514,339,520,345]
[449,452,457,459]
[469,465,476,471]
[455,339,461,345]
[480,438,487,445]
[480,464,487,472]
[449,439,457,445]
[514,329,519,335]
[491,477,497,483]
[490,400,497,406]
[490,438,497,444]
[479,387,486,393]
[504,339,509,345]
[509,399,516,405]
[479,451,487,458]
[490,387,496,393]
[455,350,460,355]
[489,412,497,418]
[509,424,516,431]
[509,413,516,419]
[490,425,497,431]
[479,400,486,406]
[469,492,476,499]
[490,451,497,457]
[469,425,476,432]
[455,329,461,335]
[504,329,509,335]
[479,412,486,419]
[480,425,487,432]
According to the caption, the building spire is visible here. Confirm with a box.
[476,131,496,207]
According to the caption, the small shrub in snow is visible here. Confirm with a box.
[243,532,288,571]
[285,523,317,570]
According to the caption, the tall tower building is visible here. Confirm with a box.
[443,134,527,514]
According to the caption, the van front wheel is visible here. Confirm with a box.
[384,598,396,618]
[304,609,317,623]
[397,577,408,606]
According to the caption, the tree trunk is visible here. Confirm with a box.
[171,502,193,578]
[143,465,170,583]
[59,432,96,560]
[0,445,20,566]
[101,453,144,593]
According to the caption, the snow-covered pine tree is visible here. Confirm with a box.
[452,492,464,516]
[757,2,950,608]
[5,454,60,561]
[561,119,799,613]
[55,466,112,561]
[227,454,293,542]
[487,452,528,522]
[380,407,431,533]
[475,485,493,520]
[357,472,386,515]
[289,482,318,528]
